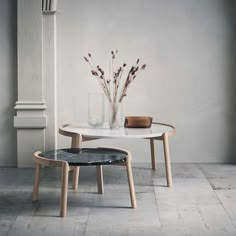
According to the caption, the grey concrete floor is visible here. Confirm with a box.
[0,163,236,236]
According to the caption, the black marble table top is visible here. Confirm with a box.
[39,148,127,166]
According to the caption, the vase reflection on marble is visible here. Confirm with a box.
[88,93,104,127]
[109,102,122,129]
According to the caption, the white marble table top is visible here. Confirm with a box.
[61,123,174,139]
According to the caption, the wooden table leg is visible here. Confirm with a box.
[96,165,104,194]
[150,139,156,170]
[71,134,82,190]
[126,156,136,208]
[32,162,41,201]
[162,133,173,187]
[72,167,80,190]
[60,162,69,217]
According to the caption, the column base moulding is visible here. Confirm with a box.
[14,116,47,129]
[14,101,47,111]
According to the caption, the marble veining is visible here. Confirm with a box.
[39,148,127,165]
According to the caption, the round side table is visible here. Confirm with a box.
[32,147,136,217]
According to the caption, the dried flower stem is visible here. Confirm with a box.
[114,65,124,102]
[84,51,146,104]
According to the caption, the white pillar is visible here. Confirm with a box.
[43,10,58,151]
[14,0,57,167]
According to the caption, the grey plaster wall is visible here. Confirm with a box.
[0,0,17,166]
[57,0,236,163]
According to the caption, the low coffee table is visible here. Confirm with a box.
[59,122,176,188]
[32,147,136,217]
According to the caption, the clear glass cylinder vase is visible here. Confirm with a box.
[109,102,123,129]
[88,92,105,128]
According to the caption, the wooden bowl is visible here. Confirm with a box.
[124,116,153,128]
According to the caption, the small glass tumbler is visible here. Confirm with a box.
[88,92,105,128]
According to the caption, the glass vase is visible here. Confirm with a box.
[88,92,105,128]
[109,102,123,129]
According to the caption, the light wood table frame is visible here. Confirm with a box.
[32,147,136,217]
[59,122,176,188]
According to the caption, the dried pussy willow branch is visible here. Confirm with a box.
[84,51,146,103]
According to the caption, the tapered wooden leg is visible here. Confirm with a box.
[71,134,81,148]
[150,139,156,170]
[126,158,136,208]
[32,162,41,201]
[60,162,69,217]
[96,165,104,194]
[72,167,80,190]
[71,134,82,190]
[162,133,173,187]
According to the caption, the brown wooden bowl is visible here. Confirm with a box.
[124,116,153,128]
